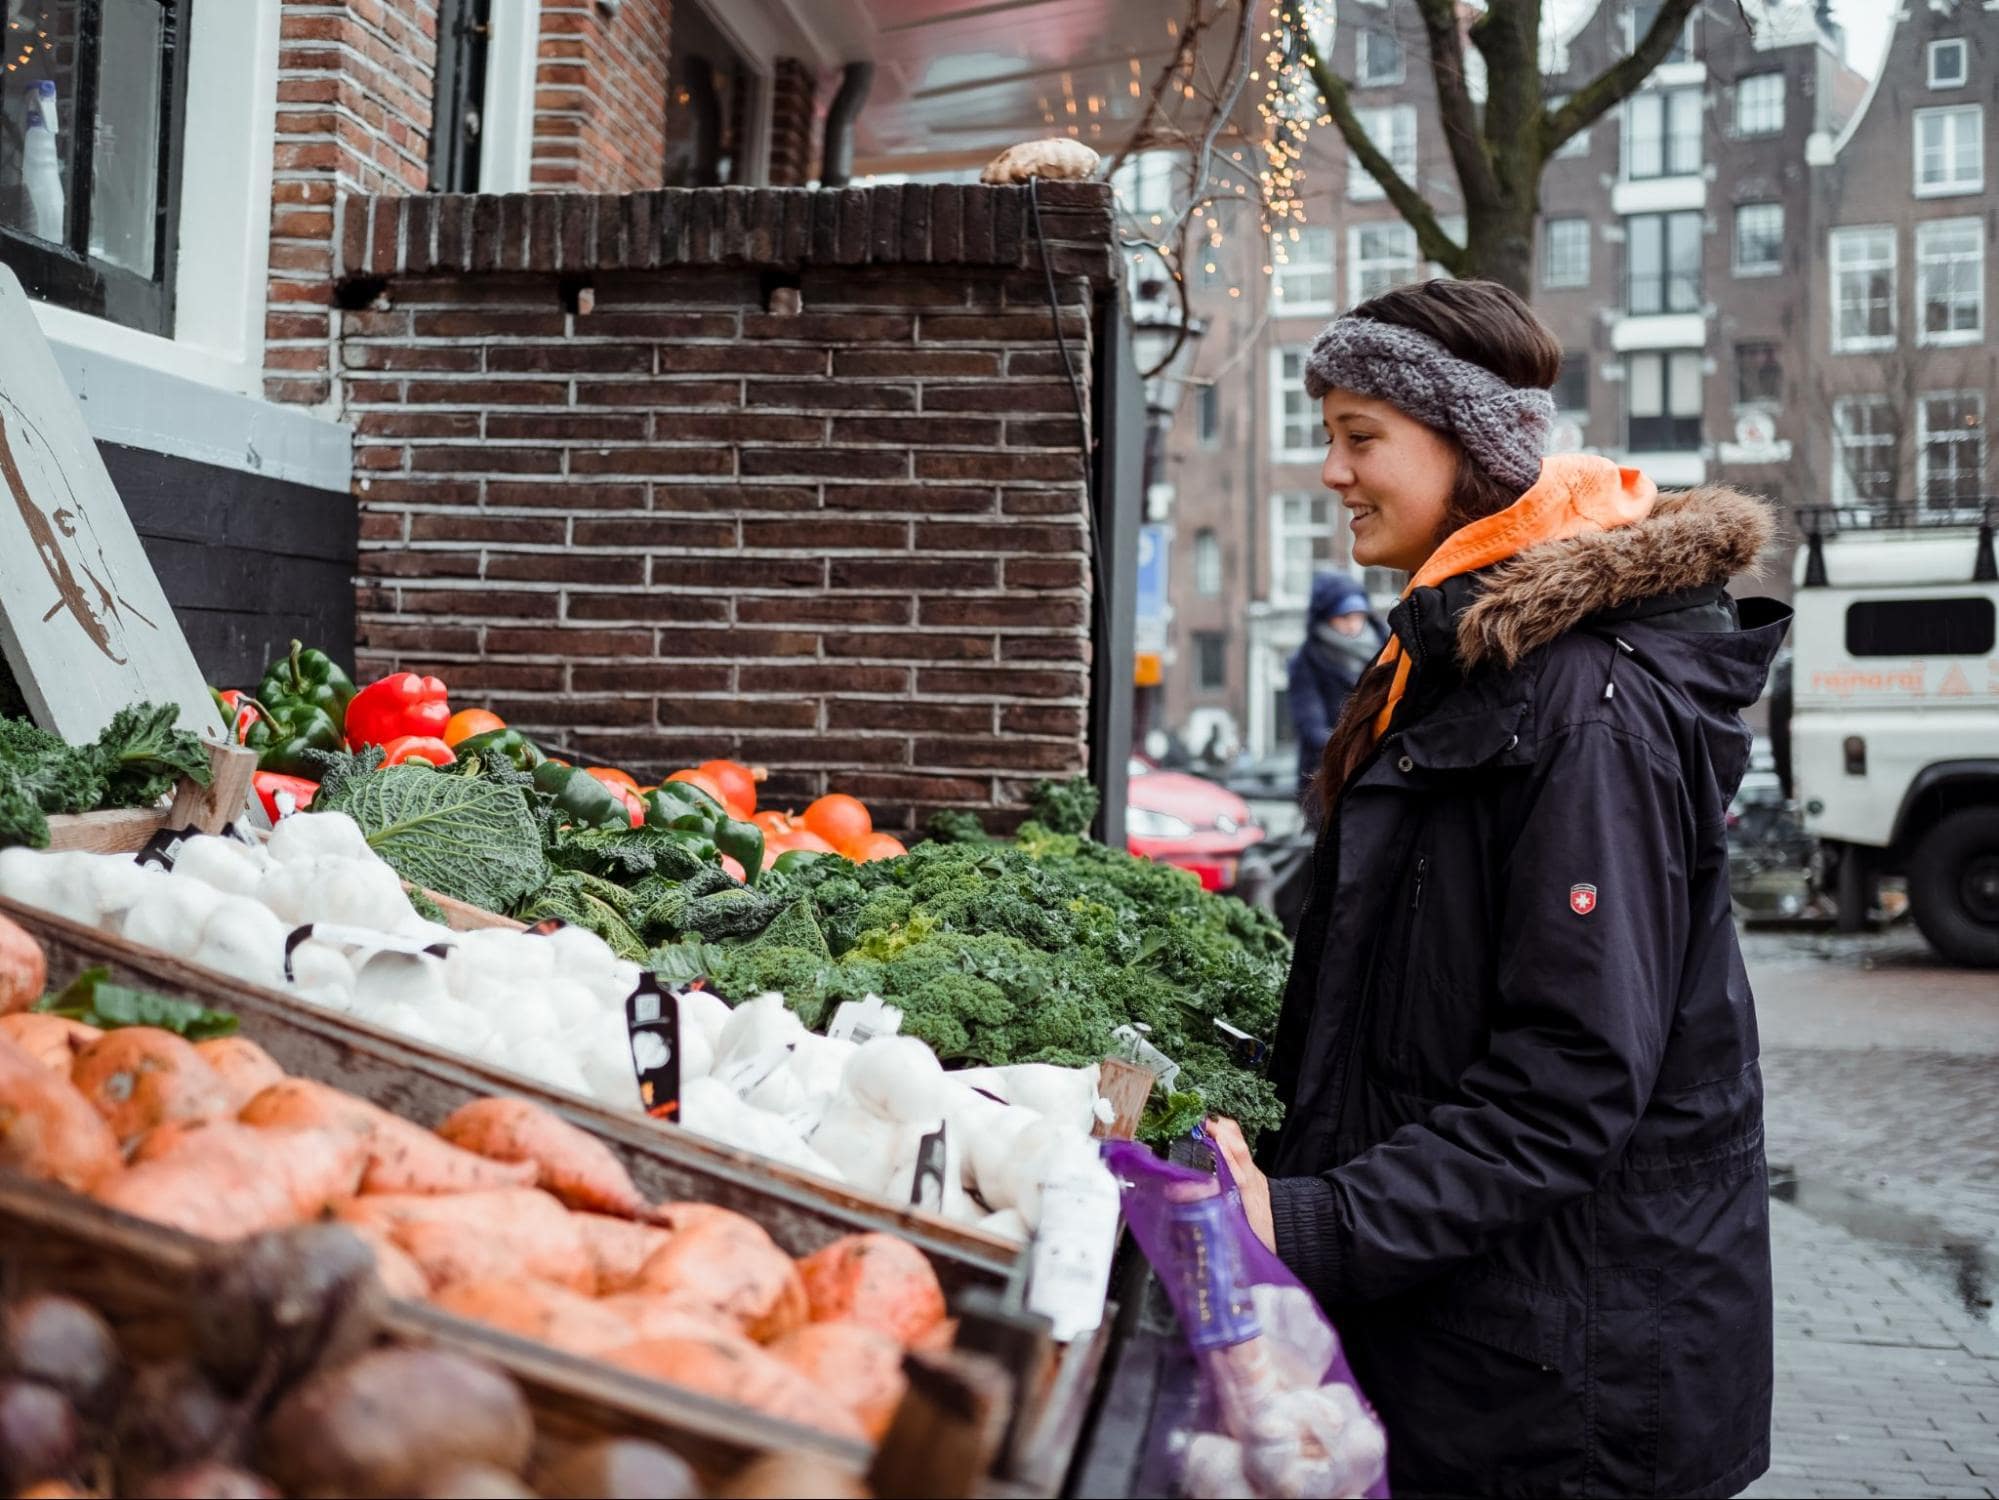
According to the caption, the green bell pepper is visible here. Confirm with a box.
[712,818,764,885]
[258,639,358,727]
[242,697,345,778]
[644,784,720,836]
[454,726,546,771]
[771,848,832,875]
[533,761,630,830]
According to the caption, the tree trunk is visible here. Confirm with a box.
[1460,200,1536,297]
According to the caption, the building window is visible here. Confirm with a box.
[1112,149,1180,218]
[1734,73,1784,137]
[1348,105,1417,201]
[1914,106,1984,197]
[1357,25,1404,86]
[1626,350,1702,451]
[1734,342,1782,407]
[1193,631,1229,691]
[662,2,759,186]
[1928,39,1968,90]
[1830,226,1896,352]
[0,0,193,337]
[1193,528,1223,597]
[1542,218,1591,289]
[1348,221,1417,305]
[1272,348,1321,460]
[1916,217,1983,346]
[1273,225,1335,314]
[1195,385,1221,447]
[1631,1,1696,64]
[1626,87,1702,180]
[1547,93,1590,159]
[1271,493,1338,606]
[1831,396,1897,504]
[1733,203,1783,277]
[1553,353,1589,413]
[1918,392,1986,509]
[1626,210,1702,314]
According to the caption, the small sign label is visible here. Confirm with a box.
[827,996,903,1047]
[625,973,683,1121]
[909,1123,949,1213]
[133,826,190,871]
[1025,1159,1122,1343]
[1112,1022,1181,1093]
[1569,882,1598,916]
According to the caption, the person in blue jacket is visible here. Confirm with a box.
[1286,571,1385,808]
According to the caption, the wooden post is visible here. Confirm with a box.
[165,741,259,834]
[1092,1056,1156,1142]
[869,1349,1013,1500]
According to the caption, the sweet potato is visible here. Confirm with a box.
[631,1216,807,1343]
[435,1097,648,1217]
[602,1332,868,1441]
[0,1034,119,1192]
[572,1214,674,1294]
[339,1222,432,1302]
[240,1079,536,1195]
[796,1233,946,1347]
[333,1188,593,1293]
[0,1014,100,1074]
[70,1028,233,1146]
[194,1037,284,1112]
[0,914,45,1015]
[432,1279,659,1358]
[97,1124,367,1239]
[770,1321,909,1441]
[590,1293,738,1343]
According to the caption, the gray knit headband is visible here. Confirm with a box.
[1303,317,1556,494]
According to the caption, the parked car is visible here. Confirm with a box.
[1126,757,1266,892]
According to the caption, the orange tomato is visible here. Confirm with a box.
[753,810,797,838]
[667,769,729,809]
[584,766,641,792]
[697,759,759,820]
[803,794,872,854]
[786,830,839,856]
[851,833,908,863]
[443,708,505,747]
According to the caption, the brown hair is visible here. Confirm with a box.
[1315,280,1563,800]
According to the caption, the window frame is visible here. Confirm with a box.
[1347,220,1417,306]
[1541,217,1591,290]
[1733,72,1785,137]
[1624,349,1703,452]
[1625,86,1702,181]
[1733,340,1782,408]
[1193,528,1223,596]
[1553,352,1589,414]
[1732,202,1783,278]
[1915,216,1984,347]
[1356,24,1405,87]
[1927,38,1968,90]
[1269,491,1339,607]
[1272,225,1336,316]
[1625,209,1703,315]
[1195,384,1222,448]
[1916,390,1987,511]
[1347,104,1417,201]
[1829,225,1897,354]
[1830,395,1898,505]
[0,0,195,339]
[1913,105,1985,198]
[1193,630,1229,692]
[1270,347,1323,463]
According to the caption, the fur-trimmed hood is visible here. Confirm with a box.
[1456,484,1774,670]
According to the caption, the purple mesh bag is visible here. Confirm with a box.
[1104,1130,1390,1499]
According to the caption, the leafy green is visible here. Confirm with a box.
[316,761,549,914]
[91,704,212,806]
[404,885,448,925]
[517,871,648,960]
[549,824,714,884]
[1029,778,1100,836]
[924,808,992,845]
[697,896,833,1004]
[0,704,212,848]
[35,966,239,1040]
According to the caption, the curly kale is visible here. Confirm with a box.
[0,705,212,848]
[88,704,214,806]
[924,808,992,845]
[1028,777,1100,836]
[516,870,648,960]
[549,824,713,884]
[0,776,48,848]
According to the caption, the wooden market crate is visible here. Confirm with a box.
[43,741,258,854]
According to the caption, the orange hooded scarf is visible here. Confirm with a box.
[1369,453,1659,738]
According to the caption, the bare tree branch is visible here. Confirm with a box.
[1409,0,1500,208]
[1542,0,1704,155]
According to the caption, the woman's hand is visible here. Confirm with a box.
[1208,1116,1276,1253]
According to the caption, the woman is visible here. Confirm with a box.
[1286,570,1385,807]
[1208,280,1787,1498]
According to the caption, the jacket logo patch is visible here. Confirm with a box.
[1570,883,1598,916]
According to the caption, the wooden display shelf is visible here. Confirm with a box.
[43,740,259,853]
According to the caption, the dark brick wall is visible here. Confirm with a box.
[334,183,1117,832]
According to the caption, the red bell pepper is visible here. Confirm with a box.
[345,672,450,749]
[254,771,319,822]
[379,735,456,767]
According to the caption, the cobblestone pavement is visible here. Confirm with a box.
[1743,925,1999,1499]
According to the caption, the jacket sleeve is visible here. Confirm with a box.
[1269,719,1694,1305]
[1288,651,1335,759]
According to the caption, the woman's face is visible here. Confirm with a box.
[1319,391,1458,575]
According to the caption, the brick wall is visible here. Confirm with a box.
[266,0,440,406]
[532,0,672,192]
[768,60,818,188]
[334,184,1118,832]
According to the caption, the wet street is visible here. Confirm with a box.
[1744,924,1999,1499]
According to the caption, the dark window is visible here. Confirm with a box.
[1845,598,1996,658]
[1627,210,1702,314]
[1633,1,1695,63]
[1554,353,1589,412]
[1626,350,1703,451]
[431,0,494,193]
[0,0,193,336]
[1196,385,1221,445]
[1735,341,1782,405]
[664,1,757,187]
[1194,631,1228,691]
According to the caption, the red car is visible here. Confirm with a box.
[1125,758,1266,892]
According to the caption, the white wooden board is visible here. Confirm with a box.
[0,264,220,743]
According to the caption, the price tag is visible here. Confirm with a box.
[827,995,903,1046]
[1024,1158,1121,1343]
[1111,1022,1181,1093]
[625,973,683,1121]
[909,1122,949,1213]
[1212,1017,1268,1069]
[282,924,454,981]
[133,826,192,871]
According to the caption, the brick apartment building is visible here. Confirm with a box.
[0,0,1159,835]
[1148,0,1994,768]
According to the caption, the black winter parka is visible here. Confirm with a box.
[1263,486,1789,1498]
